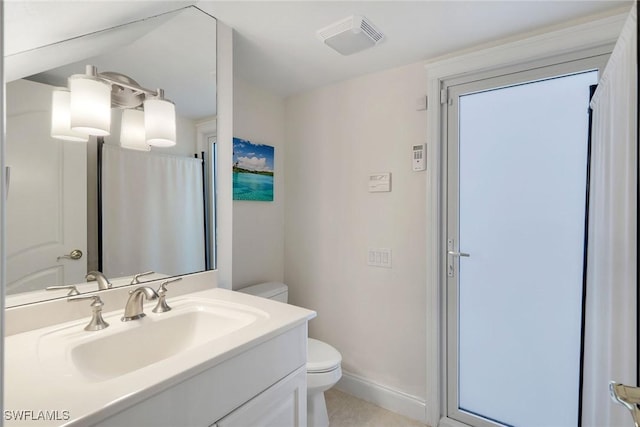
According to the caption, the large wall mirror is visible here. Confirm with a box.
[4,6,217,307]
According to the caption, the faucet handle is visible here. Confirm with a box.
[46,284,80,296]
[68,294,103,306]
[152,278,182,313]
[68,294,109,331]
[130,271,155,285]
[156,277,182,294]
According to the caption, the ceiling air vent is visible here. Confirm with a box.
[316,15,384,56]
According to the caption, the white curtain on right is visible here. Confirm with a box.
[582,4,637,426]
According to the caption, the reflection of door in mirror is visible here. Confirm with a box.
[6,79,87,294]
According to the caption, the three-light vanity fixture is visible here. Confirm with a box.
[50,65,177,150]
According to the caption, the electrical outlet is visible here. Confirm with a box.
[368,248,392,268]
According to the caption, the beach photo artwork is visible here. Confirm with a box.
[233,138,274,201]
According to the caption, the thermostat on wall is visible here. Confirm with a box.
[368,172,391,192]
[412,144,426,171]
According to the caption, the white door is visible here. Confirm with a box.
[6,79,87,294]
[444,56,605,427]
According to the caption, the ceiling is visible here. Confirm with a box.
[5,3,216,119]
[199,0,632,97]
[4,1,634,100]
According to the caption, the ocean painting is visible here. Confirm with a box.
[233,138,274,201]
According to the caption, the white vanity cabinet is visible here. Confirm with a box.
[212,366,306,427]
[92,323,308,427]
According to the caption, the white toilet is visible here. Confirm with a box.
[237,282,342,427]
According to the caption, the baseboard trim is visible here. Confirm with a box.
[335,371,427,424]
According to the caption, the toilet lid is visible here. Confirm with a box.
[307,338,342,373]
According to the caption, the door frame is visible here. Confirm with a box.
[423,14,625,427]
[443,59,605,427]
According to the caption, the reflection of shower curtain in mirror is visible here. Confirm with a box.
[101,144,205,278]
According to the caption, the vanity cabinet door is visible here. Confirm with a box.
[214,366,306,427]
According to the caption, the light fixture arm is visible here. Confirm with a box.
[97,72,161,98]
[83,65,165,102]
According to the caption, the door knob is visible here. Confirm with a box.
[447,238,469,277]
[447,250,470,257]
[57,249,83,261]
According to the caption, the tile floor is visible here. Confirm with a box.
[325,389,428,427]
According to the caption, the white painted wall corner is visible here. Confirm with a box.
[335,371,427,424]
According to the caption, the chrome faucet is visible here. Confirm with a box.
[86,270,112,290]
[122,286,158,321]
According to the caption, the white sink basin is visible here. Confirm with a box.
[37,297,267,382]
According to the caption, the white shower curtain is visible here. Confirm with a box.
[101,144,206,279]
[582,5,637,426]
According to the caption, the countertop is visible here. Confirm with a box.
[4,288,316,426]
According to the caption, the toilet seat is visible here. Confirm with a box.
[307,338,342,373]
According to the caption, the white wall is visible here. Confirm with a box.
[284,62,428,401]
[232,77,286,288]
[215,21,234,289]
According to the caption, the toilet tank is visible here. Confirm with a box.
[236,282,289,303]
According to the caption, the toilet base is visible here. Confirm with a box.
[307,390,329,427]
[307,365,341,427]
